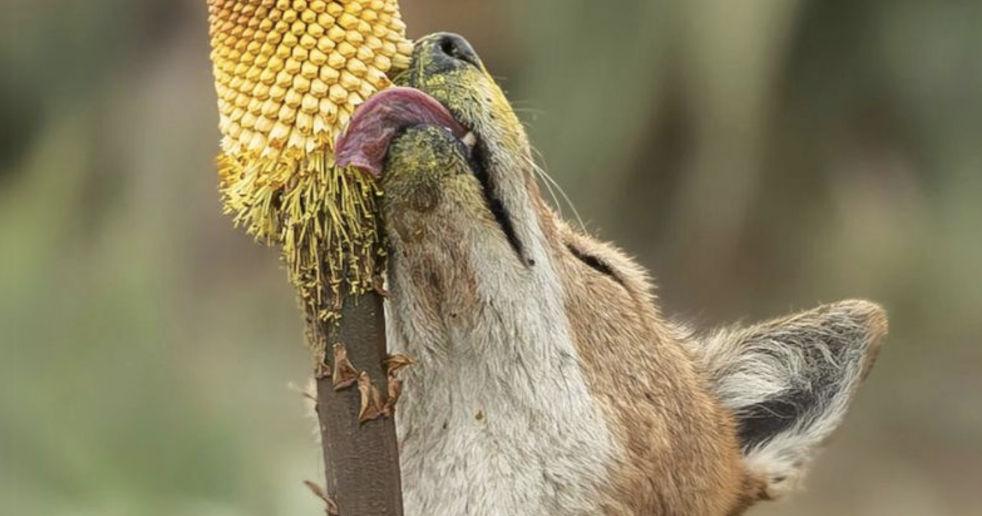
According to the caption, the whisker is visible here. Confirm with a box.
[527,150,586,231]
[530,154,563,219]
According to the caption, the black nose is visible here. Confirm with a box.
[425,32,482,68]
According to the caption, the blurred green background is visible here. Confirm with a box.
[2,0,980,515]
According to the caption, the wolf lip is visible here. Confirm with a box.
[335,87,470,177]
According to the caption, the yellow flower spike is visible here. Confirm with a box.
[206,0,412,347]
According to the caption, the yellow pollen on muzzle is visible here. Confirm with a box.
[206,0,413,323]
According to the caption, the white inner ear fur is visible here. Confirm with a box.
[691,300,886,500]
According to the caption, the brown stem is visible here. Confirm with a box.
[314,291,403,515]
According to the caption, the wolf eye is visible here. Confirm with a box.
[566,243,623,286]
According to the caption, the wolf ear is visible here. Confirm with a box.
[694,300,886,500]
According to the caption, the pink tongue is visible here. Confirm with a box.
[335,87,468,177]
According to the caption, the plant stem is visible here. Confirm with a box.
[314,291,403,515]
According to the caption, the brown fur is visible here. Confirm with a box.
[533,192,751,514]
[380,33,885,515]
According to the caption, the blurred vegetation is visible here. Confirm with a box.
[1,0,980,515]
